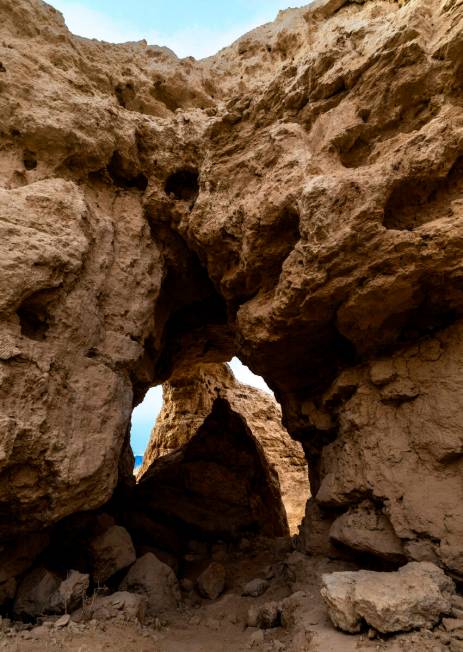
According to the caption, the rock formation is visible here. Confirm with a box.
[1,0,463,632]
[138,363,308,534]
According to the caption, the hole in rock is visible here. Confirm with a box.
[23,150,37,170]
[129,359,309,543]
[164,168,199,202]
[115,81,136,109]
[2,358,310,626]
[130,385,163,474]
[0,62,6,72]
[17,289,56,340]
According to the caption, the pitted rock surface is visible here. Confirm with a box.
[0,0,462,587]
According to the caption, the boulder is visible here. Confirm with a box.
[321,562,455,634]
[329,500,406,562]
[0,533,50,607]
[242,578,269,598]
[13,567,61,618]
[119,553,180,615]
[49,570,90,613]
[197,562,226,600]
[90,525,136,583]
[247,601,281,629]
[72,591,147,624]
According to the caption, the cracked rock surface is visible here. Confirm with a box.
[1,0,463,616]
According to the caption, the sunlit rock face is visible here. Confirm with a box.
[138,363,308,534]
[1,0,463,577]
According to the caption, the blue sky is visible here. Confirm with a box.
[47,0,305,58]
[131,358,271,456]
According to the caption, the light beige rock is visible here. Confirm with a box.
[321,562,455,634]
[329,500,406,562]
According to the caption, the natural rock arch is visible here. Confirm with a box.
[0,0,463,608]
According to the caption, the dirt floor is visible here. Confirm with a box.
[1,540,452,652]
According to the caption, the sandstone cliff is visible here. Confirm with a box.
[0,0,462,583]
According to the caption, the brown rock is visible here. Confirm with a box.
[90,526,136,584]
[138,363,308,534]
[0,0,463,589]
[329,500,406,562]
[135,398,290,542]
[49,570,90,613]
[247,601,281,629]
[72,591,147,624]
[321,562,455,634]
[13,567,61,618]
[197,562,226,600]
[119,553,180,615]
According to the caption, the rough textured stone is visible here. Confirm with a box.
[1,0,463,585]
[247,602,281,629]
[134,399,290,542]
[138,363,308,534]
[300,326,463,576]
[329,500,406,562]
[242,578,269,598]
[119,553,180,616]
[72,591,147,624]
[13,567,61,618]
[197,562,226,600]
[49,570,90,613]
[90,526,136,584]
[321,562,455,634]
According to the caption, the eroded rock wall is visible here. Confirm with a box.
[138,363,308,533]
[0,0,463,581]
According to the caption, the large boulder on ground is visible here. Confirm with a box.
[197,562,226,600]
[119,553,180,616]
[90,525,136,583]
[321,562,455,634]
[0,533,50,607]
[13,567,61,618]
[329,500,406,563]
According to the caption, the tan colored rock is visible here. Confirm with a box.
[139,363,308,534]
[135,397,290,541]
[119,552,180,616]
[0,0,463,587]
[72,591,147,624]
[321,562,455,634]
[299,324,463,576]
[329,500,406,562]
